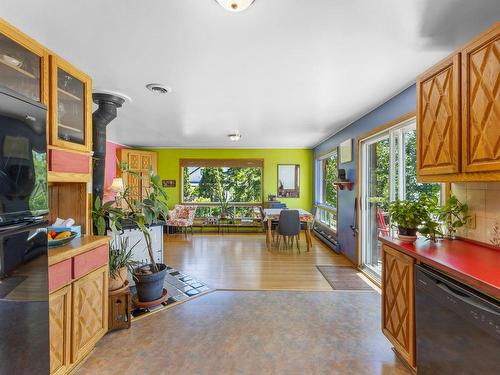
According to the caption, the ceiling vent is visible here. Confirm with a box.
[146,83,171,94]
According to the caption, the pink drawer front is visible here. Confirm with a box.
[48,259,72,293]
[73,245,108,279]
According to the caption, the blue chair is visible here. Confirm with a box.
[276,210,301,252]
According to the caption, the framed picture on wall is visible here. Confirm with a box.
[339,138,352,163]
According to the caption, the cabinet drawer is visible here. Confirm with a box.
[49,149,90,174]
[73,245,108,279]
[48,259,72,293]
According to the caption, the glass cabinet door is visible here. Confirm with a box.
[56,68,85,145]
[0,33,44,102]
[50,56,91,152]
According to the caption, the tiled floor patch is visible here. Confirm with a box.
[130,266,212,319]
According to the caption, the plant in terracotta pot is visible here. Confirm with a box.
[388,196,429,243]
[109,237,140,291]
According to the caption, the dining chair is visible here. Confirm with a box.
[276,210,301,252]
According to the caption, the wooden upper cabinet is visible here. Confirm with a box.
[462,23,500,173]
[0,19,48,104]
[49,55,92,152]
[417,54,461,176]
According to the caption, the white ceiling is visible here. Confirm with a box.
[1,0,498,148]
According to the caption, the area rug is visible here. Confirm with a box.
[130,266,212,320]
[316,266,374,290]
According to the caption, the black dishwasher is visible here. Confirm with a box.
[415,265,500,375]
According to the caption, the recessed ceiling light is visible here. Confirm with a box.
[228,133,242,141]
[146,83,171,94]
[215,0,255,12]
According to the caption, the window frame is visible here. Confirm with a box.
[315,147,339,234]
[179,159,264,206]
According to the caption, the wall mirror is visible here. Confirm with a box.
[277,164,300,198]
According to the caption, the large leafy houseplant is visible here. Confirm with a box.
[108,236,140,291]
[438,195,469,239]
[93,163,169,301]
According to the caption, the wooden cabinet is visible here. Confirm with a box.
[417,22,499,182]
[118,149,158,202]
[462,25,500,173]
[49,285,72,375]
[381,245,415,368]
[49,55,92,153]
[48,239,109,375]
[71,265,108,364]
[0,19,49,104]
[417,54,461,176]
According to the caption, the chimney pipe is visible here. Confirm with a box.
[92,92,126,204]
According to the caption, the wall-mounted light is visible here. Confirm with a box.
[215,0,255,12]
[228,133,242,141]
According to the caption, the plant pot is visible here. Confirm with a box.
[109,267,128,291]
[398,227,417,243]
[133,263,167,302]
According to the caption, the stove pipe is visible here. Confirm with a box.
[92,92,125,203]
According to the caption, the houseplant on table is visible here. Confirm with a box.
[388,196,429,243]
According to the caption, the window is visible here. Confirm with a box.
[315,148,338,232]
[181,159,263,218]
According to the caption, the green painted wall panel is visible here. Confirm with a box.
[149,148,313,211]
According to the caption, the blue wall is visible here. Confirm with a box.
[313,84,416,263]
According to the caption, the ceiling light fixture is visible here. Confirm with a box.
[146,83,171,94]
[215,0,255,12]
[228,133,242,141]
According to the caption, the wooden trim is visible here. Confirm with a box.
[316,145,338,159]
[179,158,264,168]
[417,171,500,182]
[357,111,416,141]
[49,54,92,152]
[48,171,91,183]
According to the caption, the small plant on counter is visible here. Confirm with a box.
[388,196,429,242]
[438,195,469,239]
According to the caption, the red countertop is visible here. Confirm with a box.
[379,236,500,300]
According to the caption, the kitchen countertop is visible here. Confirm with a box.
[379,236,500,300]
[48,235,110,266]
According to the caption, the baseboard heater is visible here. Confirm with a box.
[313,227,340,254]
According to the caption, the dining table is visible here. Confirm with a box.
[262,208,315,251]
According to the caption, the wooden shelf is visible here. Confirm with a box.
[48,171,91,183]
[58,87,82,101]
[58,122,82,133]
[0,58,36,79]
[333,181,354,191]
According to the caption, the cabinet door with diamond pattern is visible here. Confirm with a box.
[382,245,415,368]
[462,23,500,173]
[71,265,108,364]
[49,285,72,375]
[417,53,461,177]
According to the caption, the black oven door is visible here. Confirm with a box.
[0,220,49,375]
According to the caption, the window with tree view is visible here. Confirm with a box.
[181,160,263,218]
[316,149,338,232]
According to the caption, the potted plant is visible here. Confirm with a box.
[438,195,469,239]
[93,164,170,302]
[388,196,429,242]
[108,237,140,291]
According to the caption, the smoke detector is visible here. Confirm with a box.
[146,83,171,94]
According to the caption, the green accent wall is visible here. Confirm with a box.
[150,148,313,211]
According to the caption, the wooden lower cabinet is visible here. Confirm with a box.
[72,266,108,364]
[381,245,416,368]
[49,285,72,375]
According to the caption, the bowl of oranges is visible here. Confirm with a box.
[48,229,78,248]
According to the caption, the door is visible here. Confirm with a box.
[382,245,415,367]
[359,118,441,280]
[49,285,72,375]
[49,55,92,152]
[462,24,500,172]
[71,265,108,364]
[417,54,461,176]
